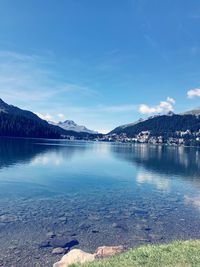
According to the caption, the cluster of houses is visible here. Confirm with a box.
[93,130,200,146]
[62,129,200,147]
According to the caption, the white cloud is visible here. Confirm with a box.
[35,112,53,122]
[139,104,159,114]
[35,112,68,123]
[167,97,175,104]
[187,88,200,98]
[96,129,109,134]
[57,113,65,119]
[138,97,175,114]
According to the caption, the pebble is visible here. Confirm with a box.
[144,227,151,231]
[92,230,99,233]
[112,223,127,231]
[52,247,66,255]
[79,223,91,231]
[58,217,68,224]
[0,214,17,223]
[88,215,100,221]
[46,231,56,239]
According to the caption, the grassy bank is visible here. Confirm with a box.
[70,240,200,267]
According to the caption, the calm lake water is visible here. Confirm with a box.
[0,138,200,267]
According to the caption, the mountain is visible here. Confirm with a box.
[111,118,145,133]
[0,98,42,122]
[0,98,61,139]
[110,112,200,138]
[50,120,98,134]
[0,99,98,139]
[180,107,200,116]
[110,114,163,135]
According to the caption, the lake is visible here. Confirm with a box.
[0,138,200,267]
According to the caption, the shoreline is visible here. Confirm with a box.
[0,135,200,149]
[53,240,200,267]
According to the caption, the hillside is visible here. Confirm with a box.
[0,98,44,122]
[110,113,200,138]
[180,107,200,116]
[0,99,62,138]
[108,112,200,146]
[0,99,99,139]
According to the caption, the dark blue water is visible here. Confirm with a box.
[0,138,200,267]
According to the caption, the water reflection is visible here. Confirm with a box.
[0,138,199,184]
[185,195,200,210]
[0,138,88,169]
[110,143,200,178]
[0,139,200,267]
[0,138,49,169]
[136,172,170,192]
[110,143,200,212]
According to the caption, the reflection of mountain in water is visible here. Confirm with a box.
[110,144,200,178]
[0,138,87,169]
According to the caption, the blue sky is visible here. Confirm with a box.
[0,0,200,133]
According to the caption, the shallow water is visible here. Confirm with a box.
[0,138,200,266]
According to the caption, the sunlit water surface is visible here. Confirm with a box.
[0,138,200,266]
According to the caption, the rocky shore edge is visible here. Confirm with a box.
[53,246,124,267]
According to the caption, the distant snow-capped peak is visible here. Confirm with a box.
[49,120,98,134]
[180,107,200,116]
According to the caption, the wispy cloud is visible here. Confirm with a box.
[138,97,175,114]
[0,50,98,105]
[36,104,137,123]
[187,88,200,98]
[55,104,136,115]
[99,104,136,113]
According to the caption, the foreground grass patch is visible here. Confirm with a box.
[70,240,200,267]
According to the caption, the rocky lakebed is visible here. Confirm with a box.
[0,140,200,266]
[1,189,200,267]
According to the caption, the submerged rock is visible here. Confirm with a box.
[112,223,120,228]
[50,237,69,248]
[111,223,128,231]
[46,231,56,239]
[0,214,17,223]
[88,215,100,221]
[65,239,79,249]
[50,237,79,249]
[95,246,124,258]
[92,230,99,233]
[39,240,50,248]
[53,249,95,267]
[79,223,91,231]
[58,216,68,224]
[144,227,151,232]
[52,247,66,255]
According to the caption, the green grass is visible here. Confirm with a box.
[70,240,200,267]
